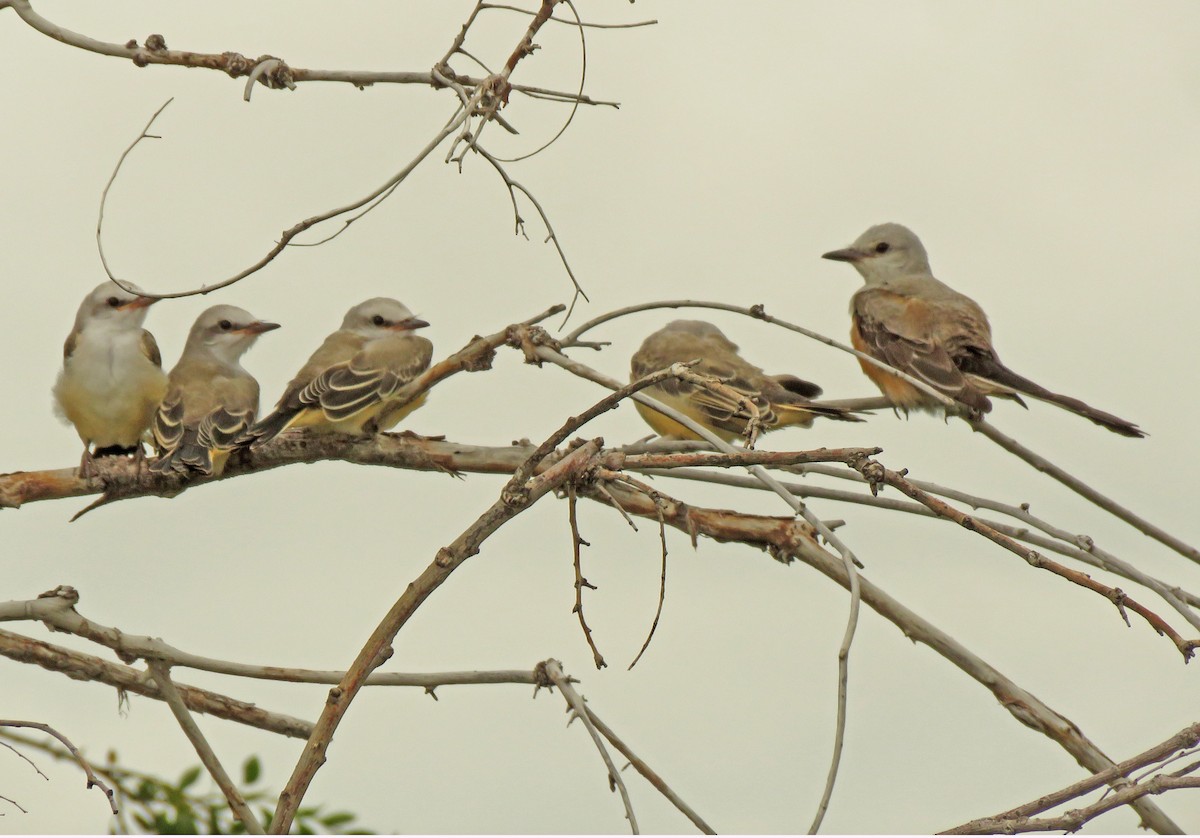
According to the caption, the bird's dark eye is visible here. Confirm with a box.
[219,320,232,331]
[106,296,120,307]
[874,242,890,254]
[372,315,385,326]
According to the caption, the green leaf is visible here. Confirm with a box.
[321,812,357,827]
[178,765,203,790]
[242,755,262,785]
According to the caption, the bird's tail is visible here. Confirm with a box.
[771,374,865,423]
[968,360,1145,438]
[774,401,865,424]
[150,429,215,475]
[238,409,298,449]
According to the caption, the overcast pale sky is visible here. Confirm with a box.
[2,2,1199,834]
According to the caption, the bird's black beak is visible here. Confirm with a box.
[821,247,865,263]
[241,321,282,335]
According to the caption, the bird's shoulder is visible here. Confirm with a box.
[354,333,433,377]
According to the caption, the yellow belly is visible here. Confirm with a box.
[632,394,738,443]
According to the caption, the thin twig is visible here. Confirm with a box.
[472,143,588,323]
[968,416,1200,566]
[98,103,470,299]
[7,0,613,104]
[851,456,1198,661]
[0,720,117,814]
[558,298,960,411]
[544,660,639,833]
[481,3,658,29]
[145,661,264,834]
[647,464,1200,623]
[944,721,1200,833]
[487,0,586,164]
[627,490,668,671]
[584,709,715,834]
[0,738,49,780]
[568,484,606,669]
[943,775,1200,834]
[96,97,172,287]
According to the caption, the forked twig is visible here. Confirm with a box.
[544,660,639,833]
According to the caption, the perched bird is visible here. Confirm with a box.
[629,319,860,442]
[151,305,280,476]
[245,298,432,447]
[53,280,168,476]
[822,223,1144,437]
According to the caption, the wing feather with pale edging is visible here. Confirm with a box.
[854,288,990,412]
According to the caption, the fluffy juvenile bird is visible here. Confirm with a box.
[822,223,1143,437]
[151,305,280,476]
[53,280,168,476]
[629,319,859,442]
[245,298,432,446]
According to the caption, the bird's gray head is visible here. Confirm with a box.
[184,304,280,362]
[822,223,932,284]
[73,280,158,330]
[341,298,429,338]
[662,319,728,339]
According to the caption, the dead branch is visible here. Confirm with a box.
[850,455,1199,661]
[3,0,614,105]
[585,480,1182,833]
[0,627,313,739]
[968,416,1200,566]
[944,721,1200,833]
[567,485,606,669]
[145,661,263,833]
[543,659,639,833]
[271,439,601,833]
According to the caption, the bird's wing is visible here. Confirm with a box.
[62,330,79,362]
[152,388,187,452]
[299,335,433,423]
[854,287,990,411]
[140,330,163,368]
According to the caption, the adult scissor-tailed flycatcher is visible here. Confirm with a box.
[630,319,860,442]
[244,297,432,447]
[53,281,168,475]
[152,305,280,476]
[822,223,1144,437]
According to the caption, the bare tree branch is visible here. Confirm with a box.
[850,456,1199,661]
[0,627,314,739]
[271,438,601,832]
[944,721,1200,833]
[3,0,615,105]
[145,661,264,833]
[968,416,1200,566]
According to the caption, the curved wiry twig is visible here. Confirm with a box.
[97,101,470,300]
[0,720,117,815]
